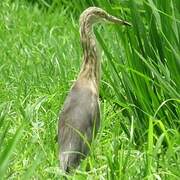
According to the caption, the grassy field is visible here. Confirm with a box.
[0,0,180,179]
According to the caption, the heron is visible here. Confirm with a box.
[58,7,131,172]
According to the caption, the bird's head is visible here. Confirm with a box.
[80,7,131,26]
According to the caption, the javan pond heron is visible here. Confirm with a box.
[58,7,131,172]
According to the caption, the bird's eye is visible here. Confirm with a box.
[96,11,103,16]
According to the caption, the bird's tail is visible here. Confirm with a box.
[59,124,91,172]
[60,149,84,172]
[59,134,88,172]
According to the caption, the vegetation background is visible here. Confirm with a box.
[0,0,179,179]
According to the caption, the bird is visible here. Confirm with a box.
[58,7,131,172]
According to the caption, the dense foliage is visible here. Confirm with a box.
[0,0,179,179]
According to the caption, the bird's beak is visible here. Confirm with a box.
[106,14,132,26]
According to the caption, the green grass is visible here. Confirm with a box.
[0,0,180,179]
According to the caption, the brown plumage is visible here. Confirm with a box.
[58,7,131,172]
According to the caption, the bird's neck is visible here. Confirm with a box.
[78,21,101,91]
